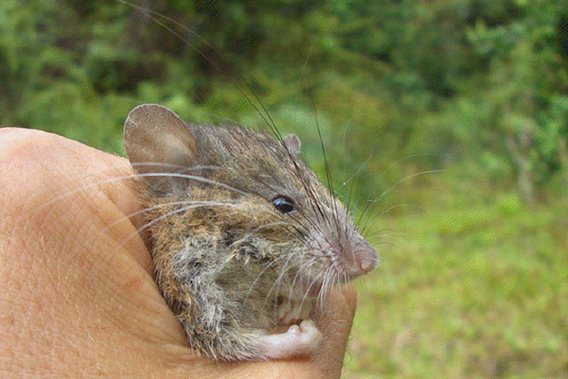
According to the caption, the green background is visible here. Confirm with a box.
[1,0,567,377]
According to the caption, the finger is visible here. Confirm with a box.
[0,127,153,271]
[0,129,188,374]
[313,283,357,377]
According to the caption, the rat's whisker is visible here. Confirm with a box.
[265,251,300,307]
[134,172,248,196]
[358,169,443,219]
[34,172,141,215]
[95,199,241,240]
[317,266,335,308]
[137,202,252,236]
[130,162,225,172]
[244,253,293,303]
[298,268,322,310]
[239,222,297,242]
[34,164,227,214]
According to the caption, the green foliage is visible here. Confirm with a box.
[345,178,568,378]
[1,0,567,204]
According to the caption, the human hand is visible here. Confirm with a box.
[0,128,357,378]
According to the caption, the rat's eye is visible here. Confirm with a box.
[272,195,295,214]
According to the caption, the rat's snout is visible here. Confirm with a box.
[321,227,379,280]
[343,234,379,279]
[356,245,378,274]
[340,237,379,280]
[352,242,379,277]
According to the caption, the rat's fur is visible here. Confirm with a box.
[124,104,377,361]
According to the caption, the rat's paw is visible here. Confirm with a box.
[255,320,323,359]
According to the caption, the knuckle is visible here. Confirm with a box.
[0,128,71,219]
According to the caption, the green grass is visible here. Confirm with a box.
[343,180,568,378]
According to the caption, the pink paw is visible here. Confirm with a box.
[255,320,323,359]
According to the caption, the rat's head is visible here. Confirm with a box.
[124,104,378,294]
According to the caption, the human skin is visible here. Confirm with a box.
[0,128,357,378]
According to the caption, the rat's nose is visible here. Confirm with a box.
[357,250,378,273]
[345,238,378,279]
[354,244,378,274]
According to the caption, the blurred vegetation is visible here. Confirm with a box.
[2,0,568,205]
[348,186,568,378]
[1,0,567,377]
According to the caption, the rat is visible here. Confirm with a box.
[123,103,378,361]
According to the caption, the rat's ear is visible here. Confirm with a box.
[124,104,199,193]
[283,134,301,158]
